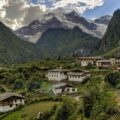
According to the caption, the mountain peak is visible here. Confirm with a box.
[29,20,40,27]
[66,10,80,17]
[16,9,109,43]
[95,15,111,25]
[113,9,120,18]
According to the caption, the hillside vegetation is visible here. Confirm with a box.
[99,9,120,57]
[0,22,40,64]
[0,59,120,120]
[37,27,99,58]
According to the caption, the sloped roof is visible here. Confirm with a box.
[49,69,70,72]
[53,83,75,89]
[0,92,25,101]
[67,71,90,76]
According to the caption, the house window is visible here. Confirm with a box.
[72,88,75,91]
[67,88,69,91]
[10,104,13,107]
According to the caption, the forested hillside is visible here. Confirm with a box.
[37,27,99,58]
[0,22,40,64]
[99,9,120,57]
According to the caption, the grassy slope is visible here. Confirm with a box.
[103,47,120,57]
[2,102,60,120]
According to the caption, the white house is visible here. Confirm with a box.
[67,71,90,82]
[79,57,103,67]
[47,69,70,81]
[115,57,120,64]
[0,92,25,112]
[52,83,77,95]
[96,60,112,69]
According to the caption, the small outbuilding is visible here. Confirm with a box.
[0,92,25,112]
[52,84,77,95]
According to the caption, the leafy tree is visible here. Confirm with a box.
[14,79,24,89]
[105,72,120,88]
[27,76,42,91]
[83,86,119,120]
[54,100,75,120]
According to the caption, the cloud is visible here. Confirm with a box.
[0,0,105,29]
[51,0,104,13]
[0,0,44,29]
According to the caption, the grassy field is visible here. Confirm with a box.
[1,101,60,120]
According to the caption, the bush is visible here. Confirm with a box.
[105,72,120,88]
[14,79,24,89]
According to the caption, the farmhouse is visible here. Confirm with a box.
[79,57,103,67]
[96,60,112,69]
[115,57,120,64]
[52,83,77,95]
[109,58,116,65]
[67,71,90,82]
[0,92,25,112]
[47,69,70,81]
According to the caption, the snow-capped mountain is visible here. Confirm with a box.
[16,10,110,43]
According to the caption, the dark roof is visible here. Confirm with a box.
[67,71,90,76]
[116,56,120,58]
[0,92,25,101]
[49,69,70,72]
[79,56,102,60]
[53,84,75,89]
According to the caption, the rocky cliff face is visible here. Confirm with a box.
[99,9,120,53]
[95,15,112,25]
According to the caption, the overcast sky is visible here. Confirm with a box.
[0,0,120,29]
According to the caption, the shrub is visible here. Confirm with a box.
[105,72,120,88]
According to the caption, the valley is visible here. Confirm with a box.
[0,2,120,120]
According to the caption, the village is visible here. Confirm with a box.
[0,56,120,113]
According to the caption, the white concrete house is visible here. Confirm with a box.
[79,57,102,67]
[0,92,25,112]
[96,60,112,69]
[47,69,70,81]
[52,83,77,95]
[115,57,120,64]
[67,71,90,82]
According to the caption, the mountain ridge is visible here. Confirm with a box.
[16,10,110,43]
[99,9,120,57]
[36,26,100,58]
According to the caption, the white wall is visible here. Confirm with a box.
[0,105,16,112]
[47,71,67,81]
[80,60,93,67]
[68,75,87,82]
[52,88,62,95]
[0,99,25,113]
